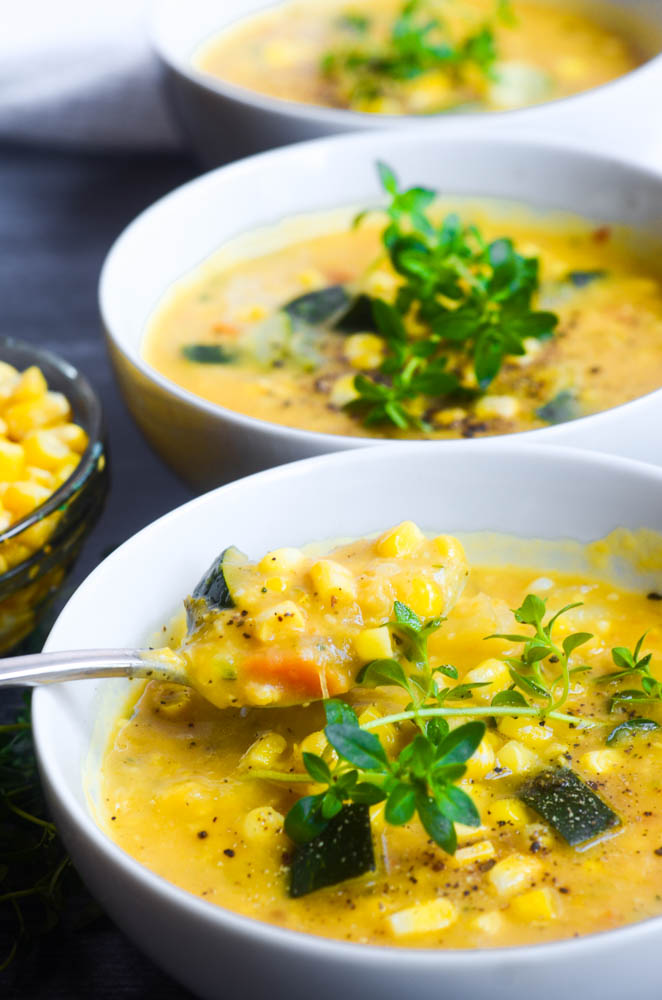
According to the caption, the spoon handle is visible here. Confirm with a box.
[0,649,185,687]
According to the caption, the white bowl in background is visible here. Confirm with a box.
[100,129,662,490]
[34,441,662,1000]
[149,0,662,166]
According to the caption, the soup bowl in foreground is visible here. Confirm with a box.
[34,442,662,999]
[149,0,662,166]
[101,130,662,490]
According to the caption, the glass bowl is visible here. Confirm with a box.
[0,336,108,653]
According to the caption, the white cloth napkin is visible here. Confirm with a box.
[0,0,183,152]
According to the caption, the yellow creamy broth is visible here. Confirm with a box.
[196,0,644,115]
[100,530,662,948]
[144,205,662,439]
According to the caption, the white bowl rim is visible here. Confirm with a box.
[33,440,662,968]
[147,0,662,130]
[100,126,662,452]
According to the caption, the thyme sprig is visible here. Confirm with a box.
[321,0,506,107]
[347,163,558,428]
[280,596,597,849]
[595,634,662,743]
[0,695,99,971]
[489,593,593,713]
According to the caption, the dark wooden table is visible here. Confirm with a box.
[0,142,206,999]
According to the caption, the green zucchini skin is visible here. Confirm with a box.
[181,344,235,364]
[186,546,247,630]
[333,293,379,334]
[518,768,619,847]
[289,804,375,898]
[566,270,607,288]
[536,389,580,425]
[283,285,351,325]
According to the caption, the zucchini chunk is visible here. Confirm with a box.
[518,768,619,847]
[566,270,606,288]
[187,546,248,626]
[536,389,580,426]
[181,344,235,364]
[333,293,379,334]
[283,285,350,325]
[289,804,375,898]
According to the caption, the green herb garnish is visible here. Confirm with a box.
[322,0,506,109]
[489,593,593,714]
[596,634,662,743]
[0,696,99,971]
[346,163,558,428]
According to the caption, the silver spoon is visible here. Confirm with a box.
[0,649,188,688]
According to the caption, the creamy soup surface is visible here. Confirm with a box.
[100,525,662,949]
[196,0,647,115]
[144,200,662,440]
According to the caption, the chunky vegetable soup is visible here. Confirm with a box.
[101,522,662,948]
[144,168,662,440]
[196,0,646,115]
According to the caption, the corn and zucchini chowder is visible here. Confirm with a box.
[144,167,662,441]
[100,522,662,948]
[197,0,646,116]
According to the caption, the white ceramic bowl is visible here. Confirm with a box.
[101,129,662,490]
[34,441,662,999]
[149,0,662,166]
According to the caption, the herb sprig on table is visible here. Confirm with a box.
[0,695,99,970]
[322,0,509,107]
[346,163,558,429]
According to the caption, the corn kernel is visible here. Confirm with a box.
[264,576,288,593]
[3,481,51,519]
[234,304,267,324]
[5,392,70,439]
[329,373,358,408]
[580,749,622,775]
[433,535,465,562]
[241,732,288,768]
[396,577,444,617]
[496,740,541,775]
[432,407,467,427]
[474,395,520,420]
[0,363,19,385]
[258,547,304,574]
[344,333,385,370]
[464,737,496,780]
[388,897,457,937]
[54,460,78,487]
[463,658,511,703]
[25,466,56,489]
[310,559,357,604]
[0,439,25,482]
[255,601,306,642]
[243,806,284,841]
[489,798,529,827]
[489,854,542,898]
[509,887,558,922]
[354,625,393,661]
[498,717,555,747]
[376,521,424,558]
[472,911,504,935]
[358,705,396,751]
[299,730,328,759]
[454,840,496,867]
[11,366,48,403]
[22,429,70,470]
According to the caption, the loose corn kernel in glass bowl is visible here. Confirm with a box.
[0,363,88,571]
[0,351,105,653]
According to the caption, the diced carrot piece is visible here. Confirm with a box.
[243,650,346,699]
